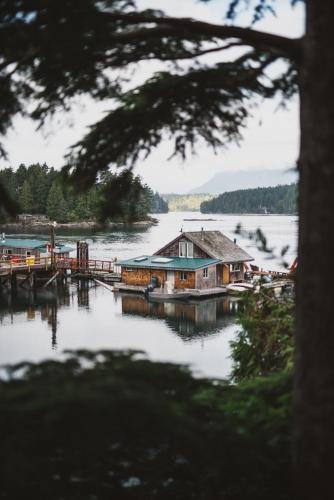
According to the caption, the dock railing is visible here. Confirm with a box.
[0,254,121,277]
[0,254,52,271]
[55,257,121,274]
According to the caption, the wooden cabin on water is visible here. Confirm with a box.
[118,231,253,295]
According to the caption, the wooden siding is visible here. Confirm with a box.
[156,236,210,259]
[174,271,196,289]
[195,264,217,289]
[122,268,166,287]
[230,263,245,282]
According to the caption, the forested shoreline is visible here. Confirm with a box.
[0,164,168,223]
[201,184,297,214]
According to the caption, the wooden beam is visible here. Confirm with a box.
[43,271,59,288]
[94,279,114,293]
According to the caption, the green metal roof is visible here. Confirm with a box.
[0,238,47,249]
[0,239,74,252]
[119,255,221,271]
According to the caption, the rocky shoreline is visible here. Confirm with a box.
[0,217,158,232]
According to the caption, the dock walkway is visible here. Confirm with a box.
[0,255,121,287]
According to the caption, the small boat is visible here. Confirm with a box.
[147,289,191,301]
[226,283,254,295]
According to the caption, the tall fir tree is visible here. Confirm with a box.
[19,179,33,213]
[46,181,68,222]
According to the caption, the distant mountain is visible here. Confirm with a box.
[189,168,297,194]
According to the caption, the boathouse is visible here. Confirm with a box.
[119,230,253,291]
[0,237,73,259]
[16,213,50,224]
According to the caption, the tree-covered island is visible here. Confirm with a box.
[201,184,297,214]
[0,163,168,224]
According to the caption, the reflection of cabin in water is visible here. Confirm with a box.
[121,293,238,338]
[119,231,253,292]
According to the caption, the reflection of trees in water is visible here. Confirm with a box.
[0,284,73,349]
[121,294,239,342]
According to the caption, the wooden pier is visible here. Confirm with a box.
[0,254,121,289]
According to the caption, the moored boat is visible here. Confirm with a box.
[148,289,191,301]
[226,283,254,295]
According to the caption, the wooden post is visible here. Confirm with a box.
[50,223,56,268]
[77,241,89,272]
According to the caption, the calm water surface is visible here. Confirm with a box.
[0,213,297,377]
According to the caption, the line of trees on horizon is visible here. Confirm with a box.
[200,184,297,214]
[0,164,168,223]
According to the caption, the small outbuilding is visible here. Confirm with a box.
[16,214,50,224]
[0,236,73,259]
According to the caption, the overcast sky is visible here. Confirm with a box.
[2,0,304,193]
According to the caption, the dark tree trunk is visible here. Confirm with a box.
[296,1,334,498]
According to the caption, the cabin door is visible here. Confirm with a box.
[223,265,230,284]
[167,271,175,288]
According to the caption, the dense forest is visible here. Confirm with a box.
[200,184,297,214]
[162,193,213,212]
[0,164,168,223]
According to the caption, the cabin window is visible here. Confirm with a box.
[180,271,188,281]
[203,267,208,278]
[231,263,241,272]
[179,241,187,257]
[179,241,193,258]
[26,251,31,257]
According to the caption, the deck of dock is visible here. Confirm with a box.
[0,255,121,288]
[114,282,227,298]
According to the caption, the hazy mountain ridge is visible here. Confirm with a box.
[190,169,297,194]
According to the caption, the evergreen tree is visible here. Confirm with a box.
[19,179,33,212]
[46,181,67,222]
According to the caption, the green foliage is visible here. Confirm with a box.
[201,184,297,214]
[149,191,169,214]
[0,350,292,500]
[0,164,167,223]
[46,181,68,223]
[163,193,213,212]
[231,290,295,382]
[18,179,33,212]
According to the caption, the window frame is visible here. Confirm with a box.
[187,242,194,258]
[203,267,208,278]
[179,241,187,258]
[180,271,188,281]
[179,240,194,258]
